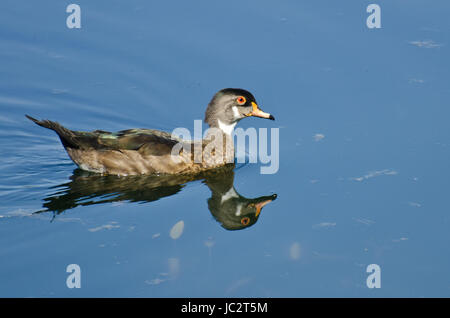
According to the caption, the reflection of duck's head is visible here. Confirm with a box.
[208,189,277,231]
[204,169,277,230]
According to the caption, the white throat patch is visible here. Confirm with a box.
[221,187,239,203]
[232,106,240,119]
[235,204,243,216]
[218,119,236,135]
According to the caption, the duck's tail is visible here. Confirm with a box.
[25,115,80,149]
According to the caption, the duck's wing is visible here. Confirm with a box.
[93,128,183,156]
[26,115,183,155]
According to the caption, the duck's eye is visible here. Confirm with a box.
[236,96,246,105]
[241,217,250,226]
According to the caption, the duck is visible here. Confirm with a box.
[26,88,274,176]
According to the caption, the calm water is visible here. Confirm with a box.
[1,0,449,297]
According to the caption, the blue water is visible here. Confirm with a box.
[1,0,449,297]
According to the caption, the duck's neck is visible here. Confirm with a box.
[201,121,236,167]
[217,119,237,136]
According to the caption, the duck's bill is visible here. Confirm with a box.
[248,102,275,120]
[254,194,277,217]
[254,199,273,217]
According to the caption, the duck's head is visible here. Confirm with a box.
[204,88,275,134]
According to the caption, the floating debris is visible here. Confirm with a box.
[409,40,443,48]
[313,133,325,142]
[408,78,425,84]
[312,222,336,229]
[289,242,301,260]
[145,278,165,285]
[88,221,120,232]
[351,169,397,182]
[353,217,375,226]
[392,237,409,243]
[169,220,184,240]
[204,237,215,248]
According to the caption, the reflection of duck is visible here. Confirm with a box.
[37,165,276,230]
[205,169,276,230]
[26,88,274,176]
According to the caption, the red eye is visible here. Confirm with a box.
[236,96,246,105]
[241,217,250,226]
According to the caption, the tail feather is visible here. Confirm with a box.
[25,115,80,149]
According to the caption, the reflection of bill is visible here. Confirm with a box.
[35,165,277,231]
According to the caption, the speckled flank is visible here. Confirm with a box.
[65,133,235,176]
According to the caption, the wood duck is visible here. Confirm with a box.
[26,88,274,176]
[35,165,277,230]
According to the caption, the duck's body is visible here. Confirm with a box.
[26,117,236,175]
[26,88,274,176]
[60,128,198,175]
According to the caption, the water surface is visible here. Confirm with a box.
[0,0,449,297]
